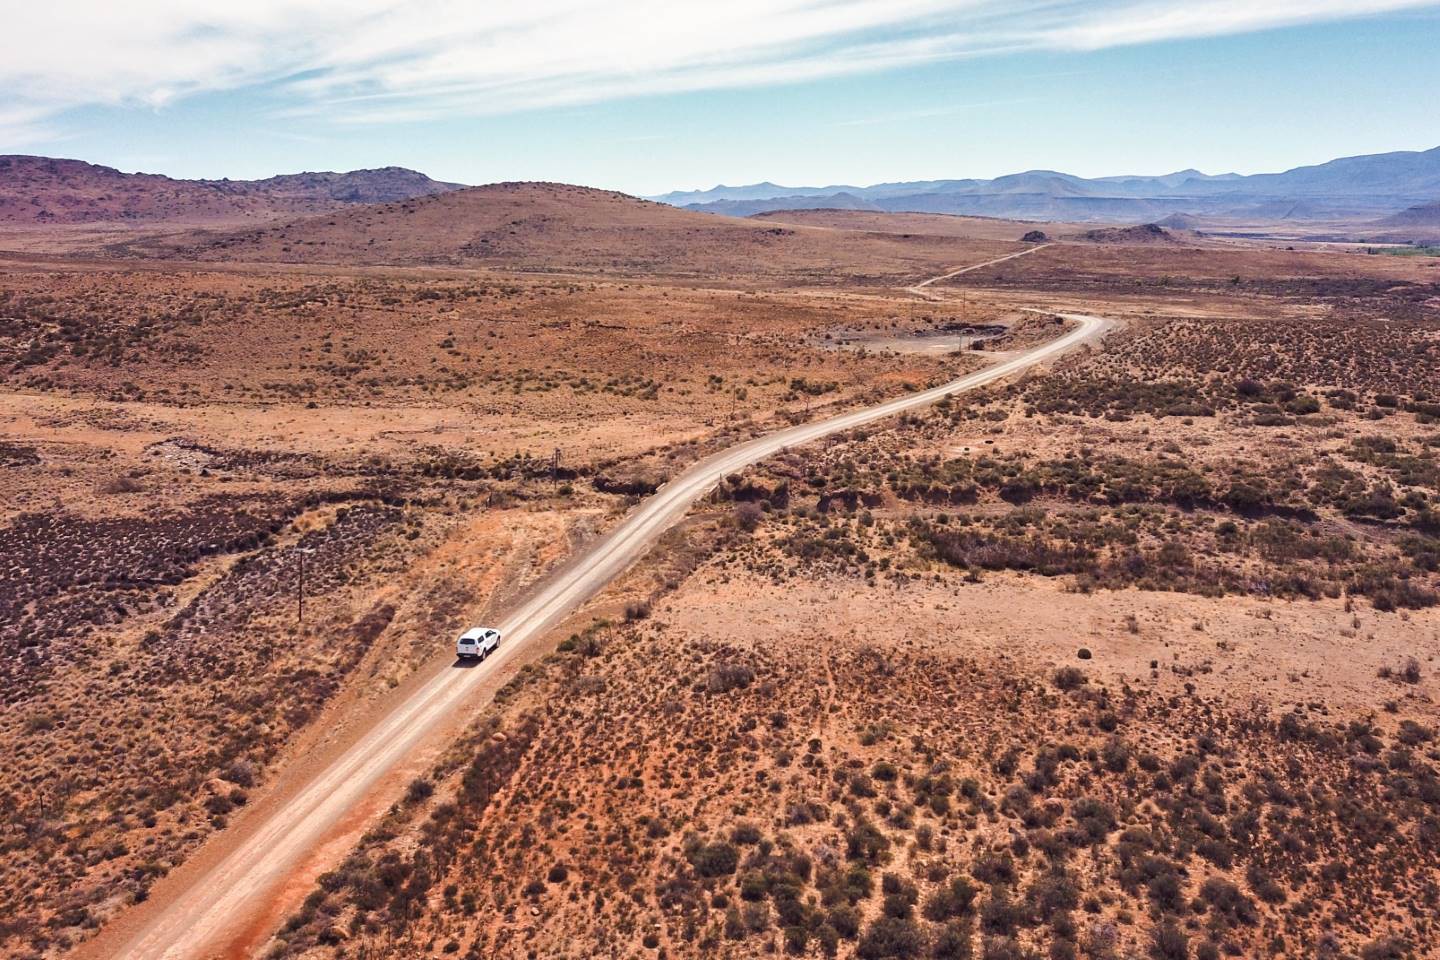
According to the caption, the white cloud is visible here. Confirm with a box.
[1044,0,1438,49]
[0,105,63,149]
[1,0,1435,141]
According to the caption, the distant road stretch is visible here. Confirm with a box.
[104,246,1106,959]
[905,242,1050,299]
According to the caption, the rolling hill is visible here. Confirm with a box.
[1380,200,1440,227]
[168,181,1035,283]
[1369,199,1440,243]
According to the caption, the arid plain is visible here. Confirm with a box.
[2,166,1439,960]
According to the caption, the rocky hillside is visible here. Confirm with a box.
[0,155,463,225]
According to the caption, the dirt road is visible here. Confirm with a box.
[92,255,1107,959]
[905,242,1050,299]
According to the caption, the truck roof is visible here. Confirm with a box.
[459,627,494,641]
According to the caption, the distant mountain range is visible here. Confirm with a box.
[650,146,1440,224]
[7,146,1439,241]
[0,155,464,225]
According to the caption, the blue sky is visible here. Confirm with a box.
[4,1,1439,195]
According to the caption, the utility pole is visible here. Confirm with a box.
[297,547,314,626]
[552,447,561,486]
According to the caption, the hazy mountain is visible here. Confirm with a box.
[654,146,1440,223]
[684,192,881,217]
[652,181,859,206]
[1179,146,1440,198]
[1379,200,1440,226]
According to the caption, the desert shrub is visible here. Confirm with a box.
[743,900,771,932]
[932,920,975,960]
[1199,878,1256,926]
[980,887,1024,936]
[733,501,765,532]
[847,819,890,863]
[972,853,1017,886]
[884,893,916,920]
[1378,657,1424,683]
[1071,798,1118,843]
[1246,865,1286,905]
[784,924,810,955]
[98,476,146,495]
[1194,837,1234,869]
[1147,871,1185,914]
[1401,658,1423,683]
[1101,738,1130,773]
[926,876,980,921]
[926,529,1094,576]
[858,917,927,959]
[1359,938,1407,960]
[982,936,1040,960]
[1397,720,1435,745]
[1027,870,1080,920]
[1149,922,1189,960]
[739,870,769,901]
[732,822,763,845]
[706,662,755,693]
[204,793,234,816]
[877,875,919,921]
[1053,667,1087,692]
[223,759,257,788]
[829,904,862,939]
[688,841,740,878]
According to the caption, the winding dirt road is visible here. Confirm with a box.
[94,248,1107,959]
[905,242,1050,299]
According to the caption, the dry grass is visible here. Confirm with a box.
[259,596,1438,960]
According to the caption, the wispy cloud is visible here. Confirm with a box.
[2,0,1436,143]
[0,105,63,149]
[836,98,1039,127]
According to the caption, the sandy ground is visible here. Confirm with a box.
[668,569,1439,723]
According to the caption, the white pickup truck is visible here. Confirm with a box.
[456,627,501,660]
